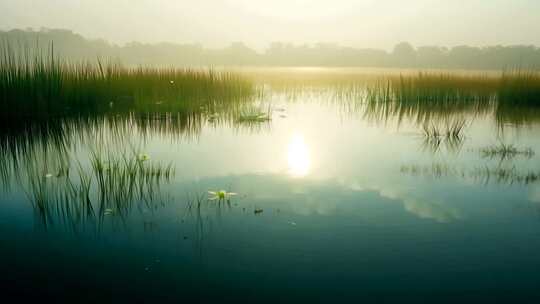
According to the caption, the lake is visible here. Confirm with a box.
[1,68,540,303]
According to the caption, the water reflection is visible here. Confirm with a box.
[2,94,539,232]
[287,132,311,177]
[2,72,540,301]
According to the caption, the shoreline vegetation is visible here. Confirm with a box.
[0,44,255,117]
[0,44,539,128]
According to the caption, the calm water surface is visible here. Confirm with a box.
[2,85,540,302]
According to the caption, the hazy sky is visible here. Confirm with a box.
[1,0,540,50]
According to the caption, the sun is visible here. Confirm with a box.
[287,133,311,177]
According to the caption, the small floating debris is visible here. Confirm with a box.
[170,80,175,84]
[44,173,53,178]
[279,114,287,118]
[274,107,286,112]
[254,209,264,214]
[104,208,114,215]
[288,221,297,226]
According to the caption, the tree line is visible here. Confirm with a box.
[2,28,540,69]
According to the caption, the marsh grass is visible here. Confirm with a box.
[0,43,255,117]
[0,103,272,182]
[422,119,466,139]
[392,73,496,104]
[90,149,174,211]
[493,70,540,127]
[236,105,272,124]
[494,105,540,128]
[499,70,540,107]
[420,119,466,152]
[480,143,535,160]
[365,73,496,124]
[363,71,540,127]
[21,148,175,232]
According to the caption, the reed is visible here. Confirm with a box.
[89,149,174,210]
[0,43,255,117]
[422,120,466,139]
[498,69,540,107]
[236,105,272,124]
[480,143,534,160]
[19,146,175,232]
[364,71,540,126]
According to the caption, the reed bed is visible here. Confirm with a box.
[364,72,497,124]
[362,70,540,128]
[493,70,540,126]
[90,150,174,207]
[21,148,175,232]
[498,70,540,107]
[0,44,255,116]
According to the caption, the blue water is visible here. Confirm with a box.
[2,95,540,303]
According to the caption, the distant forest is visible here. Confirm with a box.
[2,28,540,69]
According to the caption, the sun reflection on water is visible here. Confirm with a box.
[287,133,311,177]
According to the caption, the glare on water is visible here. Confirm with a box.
[287,132,311,177]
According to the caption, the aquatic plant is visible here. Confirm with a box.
[208,190,237,202]
[419,119,466,153]
[90,149,174,208]
[138,153,151,162]
[19,148,175,233]
[480,143,534,160]
[236,111,271,123]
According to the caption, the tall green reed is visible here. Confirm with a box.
[0,43,255,116]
